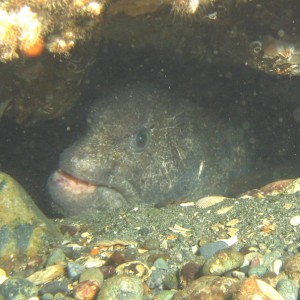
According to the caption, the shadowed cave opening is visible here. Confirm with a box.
[0,43,299,217]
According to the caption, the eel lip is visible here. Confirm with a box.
[50,170,130,202]
[51,169,97,195]
[48,169,140,216]
[48,169,132,216]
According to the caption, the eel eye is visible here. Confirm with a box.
[134,128,150,152]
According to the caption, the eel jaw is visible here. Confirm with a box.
[47,170,131,216]
[51,170,97,194]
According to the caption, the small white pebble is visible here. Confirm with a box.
[232,270,246,280]
[191,245,198,254]
[270,259,282,275]
[219,235,238,247]
[84,258,106,268]
[0,268,7,284]
[290,215,300,226]
[196,195,227,208]
[81,232,92,238]
[180,202,195,207]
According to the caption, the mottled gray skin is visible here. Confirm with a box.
[47,83,248,216]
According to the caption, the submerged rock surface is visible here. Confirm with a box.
[0,172,61,265]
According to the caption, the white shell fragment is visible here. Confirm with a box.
[196,196,228,208]
[290,215,300,226]
[270,259,282,275]
[169,224,192,236]
[0,268,7,284]
[116,261,151,281]
[216,205,234,215]
[96,239,137,248]
[219,235,238,247]
[26,264,65,285]
[180,202,195,207]
[84,257,106,268]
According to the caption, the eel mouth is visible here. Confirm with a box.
[47,169,131,216]
[51,170,98,195]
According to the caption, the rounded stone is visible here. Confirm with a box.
[283,253,300,284]
[238,276,284,300]
[172,275,240,299]
[39,278,69,296]
[154,290,177,300]
[180,262,201,286]
[142,238,160,250]
[67,262,84,280]
[0,277,38,300]
[276,279,298,300]
[0,172,61,264]
[198,240,229,259]
[163,271,178,290]
[41,293,54,300]
[46,248,66,267]
[79,267,104,286]
[262,250,282,271]
[248,266,268,277]
[147,258,169,289]
[97,274,143,300]
[73,280,100,300]
[202,249,244,276]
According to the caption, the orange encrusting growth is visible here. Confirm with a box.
[20,38,45,58]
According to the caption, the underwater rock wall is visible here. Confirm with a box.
[0,0,300,123]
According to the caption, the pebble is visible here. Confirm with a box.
[60,224,79,236]
[96,274,143,300]
[153,257,169,271]
[180,262,201,286]
[198,240,230,259]
[270,259,282,275]
[41,293,54,300]
[276,279,298,300]
[79,267,104,286]
[142,238,160,250]
[100,265,116,279]
[283,252,300,283]
[73,280,100,300]
[248,266,268,277]
[262,250,282,271]
[172,275,240,299]
[53,292,73,299]
[231,270,246,280]
[290,215,300,226]
[242,252,263,268]
[46,249,66,267]
[67,262,84,280]
[261,272,280,288]
[62,246,82,261]
[202,249,244,276]
[238,276,284,300]
[0,277,38,300]
[147,258,169,289]
[162,271,178,290]
[109,250,126,265]
[39,278,69,296]
[154,290,177,300]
